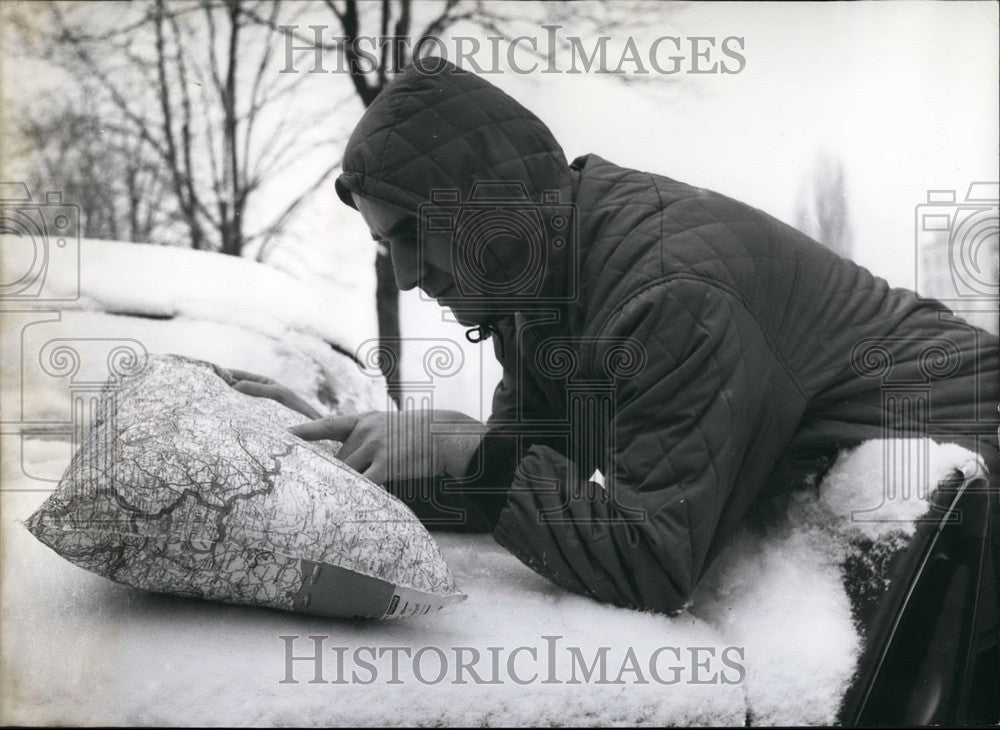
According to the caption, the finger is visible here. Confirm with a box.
[335,419,374,463]
[362,459,387,486]
[335,434,358,463]
[343,443,376,474]
[276,392,322,420]
[227,368,273,384]
[232,381,274,398]
[233,381,320,420]
[290,414,360,442]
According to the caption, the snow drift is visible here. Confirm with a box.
[0,237,388,425]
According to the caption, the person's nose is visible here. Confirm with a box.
[389,240,421,291]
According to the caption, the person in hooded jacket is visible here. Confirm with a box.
[236,58,998,692]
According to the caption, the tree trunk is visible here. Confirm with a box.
[221,0,242,256]
[375,249,402,406]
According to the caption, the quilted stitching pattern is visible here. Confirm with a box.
[339,58,1000,614]
[338,60,572,213]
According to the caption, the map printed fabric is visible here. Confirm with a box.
[25,354,466,619]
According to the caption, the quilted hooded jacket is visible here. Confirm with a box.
[336,58,999,615]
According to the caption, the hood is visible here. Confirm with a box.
[336,57,574,212]
[336,57,578,317]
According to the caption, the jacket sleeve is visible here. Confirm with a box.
[491,278,803,614]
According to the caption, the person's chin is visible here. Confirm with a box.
[438,299,486,327]
[444,307,480,327]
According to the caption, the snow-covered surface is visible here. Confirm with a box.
[813,440,985,541]
[2,432,981,726]
[2,434,745,726]
[1,235,988,724]
[1,237,388,422]
[6,237,369,355]
[691,440,984,725]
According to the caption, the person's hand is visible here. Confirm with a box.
[228,368,323,421]
[290,409,487,485]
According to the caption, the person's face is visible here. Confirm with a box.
[354,195,481,326]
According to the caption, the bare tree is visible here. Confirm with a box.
[36,0,344,256]
[796,151,854,259]
[18,0,671,406]
[15,90,170,243]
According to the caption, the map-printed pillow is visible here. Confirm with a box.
[25,354,466,619]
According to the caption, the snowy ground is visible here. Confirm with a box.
[1,238,388,426]
[2,465,745,726]
[3,429,981,726]
[1,237,986,725]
